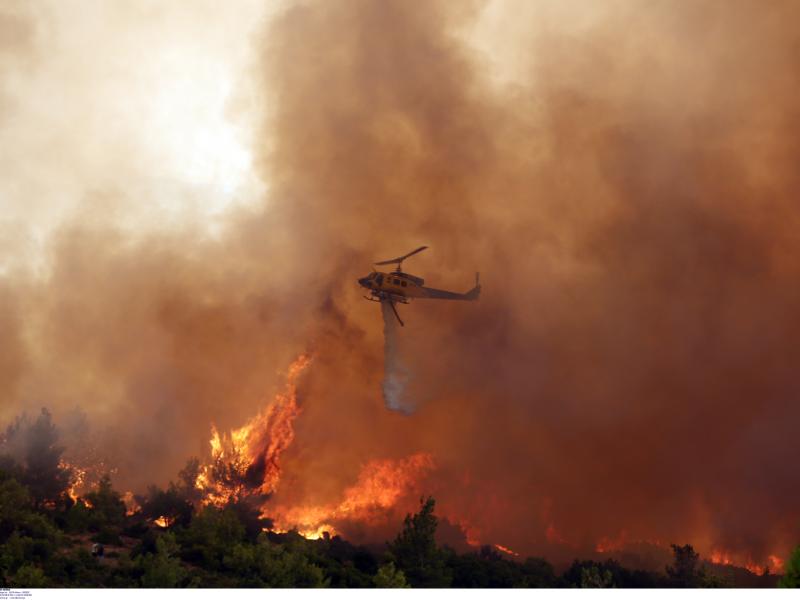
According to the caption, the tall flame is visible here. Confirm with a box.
[59,459,86,503]
[194,353,312,506]
[189,352,438,540]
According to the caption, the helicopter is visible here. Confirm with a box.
[357,246,480,326]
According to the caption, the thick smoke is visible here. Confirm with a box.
[380,301,412,414]
[2,0,800,568]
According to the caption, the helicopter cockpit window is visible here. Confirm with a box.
[376,274,384,285]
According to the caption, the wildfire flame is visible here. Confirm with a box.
[59,454,124,506]
[270,453,436,537]
[29,348,789,572]
[122,491,140,516]
[54,351,788,571]
[495,544,519,557]
[59,459,86,503]
[194,353,311,506]
[709,549,784,576]
[189,352,439,542]
[153,515,170,528]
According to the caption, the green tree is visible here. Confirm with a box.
[0,471,61,585]
[1,409,71,507]
[177,505,246,570]
[63,499,91,533]
[779,546,800,588]
[521,557,556,587]
[10,565,49,587]
[388,496,451,587]
[666,544,700,585]
[139,484,193,528]
[580,564,614,588]
[374,562,410,588]
[84,474,126,543]
[176,457,204,506]
[0,473,32,539]
[222,535,328,587]
[666,544,721,588]
[138,532,186,588]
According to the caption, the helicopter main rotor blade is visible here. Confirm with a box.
[374,245,428,266]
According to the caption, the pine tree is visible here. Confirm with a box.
[388,496,451,587]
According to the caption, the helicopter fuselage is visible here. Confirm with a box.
[357,270,425,302]
[357,269,480,303]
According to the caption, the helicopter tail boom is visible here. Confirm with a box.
[420,272,480,301]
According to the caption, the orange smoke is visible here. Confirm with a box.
[4,0,800,571]
[194,353,311,506]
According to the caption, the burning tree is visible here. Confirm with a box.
[194,354,311,508]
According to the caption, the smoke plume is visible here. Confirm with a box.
[1,0,800,569]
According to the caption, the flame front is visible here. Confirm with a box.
[710,549,784,576]
[194,353,311,506]
[270,452,436,537]
[188,352,438,540]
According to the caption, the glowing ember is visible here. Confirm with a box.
[153,516,170,528]
[194,353,312,506]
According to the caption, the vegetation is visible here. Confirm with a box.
[779,547,800,588]
[0,410,791,588]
